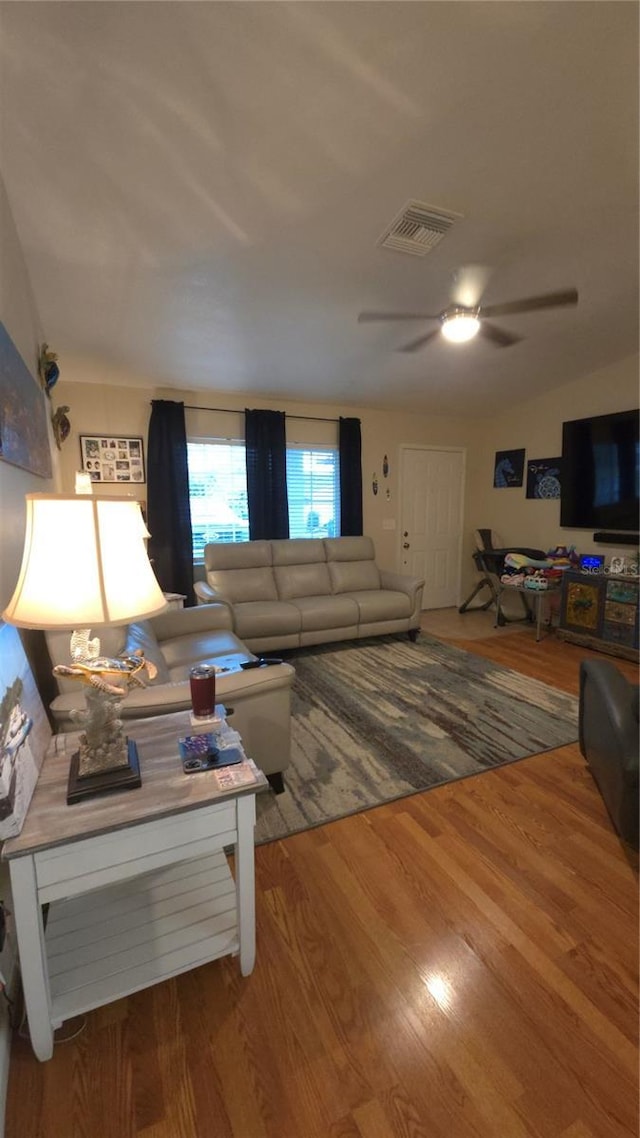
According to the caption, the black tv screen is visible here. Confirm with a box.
[561,408,640,531]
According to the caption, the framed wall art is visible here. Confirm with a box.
[79,435,146,484]
[0,322,52,479]
[526,457,561,499]
[493,448,525,488]
[0,623,51,840]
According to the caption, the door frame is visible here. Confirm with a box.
[397,444,467,608]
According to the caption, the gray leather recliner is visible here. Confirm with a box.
[579,659,639,848]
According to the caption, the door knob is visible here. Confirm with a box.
[403,542,410,549]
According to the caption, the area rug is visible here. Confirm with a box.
[254,634,579,844]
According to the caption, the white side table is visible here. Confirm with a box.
[3,712,267,1061]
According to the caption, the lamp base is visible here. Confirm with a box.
[66,738,141,805]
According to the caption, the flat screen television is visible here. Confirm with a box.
[560,408,640,532]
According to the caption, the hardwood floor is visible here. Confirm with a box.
[6,622,638,1138]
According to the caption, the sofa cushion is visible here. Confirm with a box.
[324,536,376,562]
[124,620,171,684]
[291,594,359,632]
[159,628,249,672]
[207,566,278,604]
[329,559,381,594]
[204,540,272,571]
[274,562,332,600]
[271,538,327,566]
[346,589,411,621]
[234,600,301,640]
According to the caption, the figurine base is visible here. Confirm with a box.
[67,738,141,804]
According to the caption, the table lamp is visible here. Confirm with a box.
[2,493,168,803]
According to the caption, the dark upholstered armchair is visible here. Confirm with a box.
[579,659,639,848]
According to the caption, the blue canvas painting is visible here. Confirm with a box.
[0,322,52,478]
[526,457,562,499]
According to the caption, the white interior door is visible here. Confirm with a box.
[399,446,465,610]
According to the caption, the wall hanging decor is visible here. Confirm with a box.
[526,457,561,499]
[372,472,378,495]
[80,434,146,483]
[51,405,71,450]
[0,322,52,478]
[382,454,389,478]
[493,448,525,488]
[38,343,60,395]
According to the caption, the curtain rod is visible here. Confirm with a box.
[182,403,339,424]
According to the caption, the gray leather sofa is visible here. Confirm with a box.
[194,536,424,653]
[579,659,639,848]
[44,604,294,786]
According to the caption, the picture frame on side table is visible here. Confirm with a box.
[609,556,626,576]
[80,434,145,484]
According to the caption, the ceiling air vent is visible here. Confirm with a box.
[377,200,462,257]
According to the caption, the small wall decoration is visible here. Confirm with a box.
[493,448,525,488]
[526,457,561,499]
[38,343,60,395]
[51,405,71,450]
[372,472,378,496]
[0,322,52,479]
[80,434,146,483]
[382,455,389,478]
[0,623,51,840]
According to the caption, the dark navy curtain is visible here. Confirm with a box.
[339,417,363,535]
[245,409,289,540]
[147,400,194,603]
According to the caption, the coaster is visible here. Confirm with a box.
[189,703,226,732]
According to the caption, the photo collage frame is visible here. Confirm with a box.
[80,435,145,484]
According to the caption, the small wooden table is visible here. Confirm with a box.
[3,712,267,1061]
[494,582,561,641]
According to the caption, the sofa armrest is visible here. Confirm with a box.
[150,601,234,644]
[194,580,226,606]
[379,569,425,607]
[579,660,639,776]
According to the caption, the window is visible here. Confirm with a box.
[286,445,340,539]
[187,441,249,561]
[187,440,340,558]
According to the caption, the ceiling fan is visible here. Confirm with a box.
[358,270,579,352]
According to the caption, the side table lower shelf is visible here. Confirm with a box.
[46,851,237,1024]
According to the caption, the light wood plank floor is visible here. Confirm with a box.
[6,618,638,1138]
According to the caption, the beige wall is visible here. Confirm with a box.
[463,353,639,594]
[54,372,479,574]
[55,351,639,599]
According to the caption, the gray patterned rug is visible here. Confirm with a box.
[254,634,579,845]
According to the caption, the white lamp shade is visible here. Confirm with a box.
[3,494,167,630]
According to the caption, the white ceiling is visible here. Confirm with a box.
[1,2,638,416]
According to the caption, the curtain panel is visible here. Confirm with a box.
[147,399,194,603]
[245,408,289,540]
[339,416,363,536]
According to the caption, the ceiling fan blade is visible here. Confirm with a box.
[479,321,523,347]
[399,328,443,352]
[358,311,438,322]
[480,288,579,318]
[451,263,493,308]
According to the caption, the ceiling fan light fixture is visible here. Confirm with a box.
[441,310,480,343]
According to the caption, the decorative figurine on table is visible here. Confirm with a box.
[53,649,157,779]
